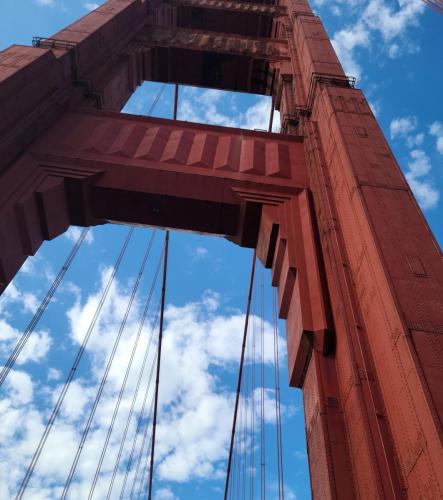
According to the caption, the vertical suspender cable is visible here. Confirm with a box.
[117,325,159,500]
[260,269,266,500]
[15,228,133,500]
[241,341,250,500]
[147,230,170,500]
[273,288,285,499]
[249,290,257,500]
[61,230,156,499]
[132,397,156,499]
[97,257,162,500]
[224,250,256,500]
[148,84,167,116]
[0,228,90,388]
[173,84,179,120]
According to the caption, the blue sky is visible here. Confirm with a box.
[0,1,442,499]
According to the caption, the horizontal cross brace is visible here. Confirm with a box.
[136,25,289,60]
[167,0,288,17]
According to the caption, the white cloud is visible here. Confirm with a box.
[64,226,94,245]
[0,267,293,498]
[191,246,208,261]
[155,487,178,500]
[0,282,39,315]
[4,370,34,405]
[0,319,51,365]
[4,269,288,495]
[363,0,425,41]
[388,117,439,210]
[84,2,99,10]
[390,116,417,139]
[405,149,439,209]
[405,175,439,209]
[18,330,52,365]
[178,88,280,132]
[406,133,424,148]
[47,368,62,381]
[388,43,400,58]
[327,0,426,79]
[390,116,425,150]
[368,99,381,117]
[242,97,279,132]
[407,148,431,177]
[332,23,369,80]
[429,121,443,155]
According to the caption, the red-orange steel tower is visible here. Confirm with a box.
[0,0,442,498]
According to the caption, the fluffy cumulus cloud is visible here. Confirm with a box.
[429,121,443,156]
[390,116,418,139]
[0,270,290,498]
[0,282,39,316]
[331,23,370,80]
[0,288,51,365]
[64,226,94,245]
[178,88,280,132]
[405,150,439,209]
[389,116,440,209]
[326,0,426,79]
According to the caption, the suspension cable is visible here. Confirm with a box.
[148,229,170,500]
[148,84,167,116]
[118,333,159,500]
[89,241,162,500]
[273,288,285,500]
[131,396,156,499]
[260,269,266,500]
[241,340,250,500]
[108,304,161,500]
[61,230,156,499]
[224,250,256,500]
[15,228,133,500]
[249,290,257,500]
[0,228,90,388]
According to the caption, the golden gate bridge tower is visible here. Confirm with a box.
[0,0,442,498]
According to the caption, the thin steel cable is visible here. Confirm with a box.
[224,250,256,500]
[148,230,170,500]
[148,84,167,116]
[231,448,237,500]
[260,269,266,500]
[249,290,257,500]
[241,340,250,500]
[0,227,90,388]
[273,288,285,500]
[423,0,443,14]
[118,340,159,500]
[90,243,163,500]
[15,227,133,500]
[106,302,161,500]
[273,287,282,500]
[60,230,154,499]
[133,399,155,500]
[236,396,242,499]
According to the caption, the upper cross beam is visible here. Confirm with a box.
[136,25,289,61]
[165,0,288,17]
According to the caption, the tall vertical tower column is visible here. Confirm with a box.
[277,1,443,498]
